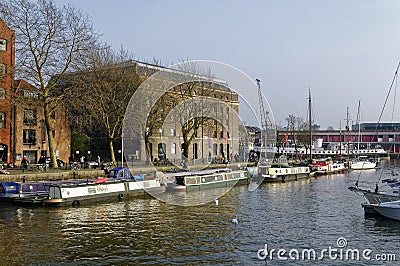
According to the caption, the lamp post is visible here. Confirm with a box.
[118,150,121,167]
[121,133,124,168]
[87,151,91,168]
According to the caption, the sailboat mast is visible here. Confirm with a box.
[357,100,361,151]
[346,107,351,158]
[339,120,342,160]
[308,88,312,162]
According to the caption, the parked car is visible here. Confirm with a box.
[37,157,65,167]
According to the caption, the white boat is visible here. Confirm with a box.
[261,164,311,182]
[350,159,376,170]
[349,180,400,214]
[309,158,348,175]
[369,200,400,221]
[43,177,164,206]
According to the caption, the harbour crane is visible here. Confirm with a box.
[256,79,272,160]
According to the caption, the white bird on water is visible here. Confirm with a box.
[231,215,238,225]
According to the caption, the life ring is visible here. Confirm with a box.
[118,193,124,200]
[72,200,80,206]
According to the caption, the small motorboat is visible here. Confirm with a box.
[368,200,400,221]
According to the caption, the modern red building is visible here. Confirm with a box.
[278,122,400,155]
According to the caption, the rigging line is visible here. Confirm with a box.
[377,61,400,124]
[391,73,398,122]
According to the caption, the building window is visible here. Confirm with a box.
[23,129,36,145]
[0,64,5,75]
[171,128,176,136]
[0,88,5,99]
[23,109,37,126]
[171,143,176,154]
[0,112,5,128]
[0,39,6,51]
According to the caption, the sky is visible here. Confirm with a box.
[55,0,400,129]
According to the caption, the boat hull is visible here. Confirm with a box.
[350,161,376,170]
[370,201,400,221]
[263,166,311,183]
[167,169,250,191]
[42,179,164,207]
[349,186,400,215]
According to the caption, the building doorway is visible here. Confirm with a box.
[0,144,7,162]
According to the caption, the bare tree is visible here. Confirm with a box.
[65,47,143,165]
[285,114,308,158]
[0,0,99,167]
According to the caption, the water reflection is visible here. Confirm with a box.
[0,163,400,264]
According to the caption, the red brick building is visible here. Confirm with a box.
[0,18,15,163]
[0,19,70,165]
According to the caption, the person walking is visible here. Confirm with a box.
[80,155,85,169]
[21,156,29,171]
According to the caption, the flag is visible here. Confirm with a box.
[285,133,288,146]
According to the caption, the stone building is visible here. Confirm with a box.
[131,61,240,164]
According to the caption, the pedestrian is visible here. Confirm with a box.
[21,156,29,170]
[97,155,101,167]
[80,155,85,169]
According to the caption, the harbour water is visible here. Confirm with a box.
[1,161,400,265]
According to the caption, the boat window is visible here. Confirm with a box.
[49,187,61,198]
[5,185,17,191]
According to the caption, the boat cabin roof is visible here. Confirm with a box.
[0,182,19,194]
[107,167,144,181]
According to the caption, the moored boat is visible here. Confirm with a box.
[0,181,54,202]
[261,163,311,182]
[163,168,250,191]
[368,200,400,221]
[309,159,348,175]
[43,177,164,206]
[348,182,400,214]
[350,157,377,170]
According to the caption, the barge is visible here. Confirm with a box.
[260,164,311,182]
[164,168,250,191]
[43,177,164,206]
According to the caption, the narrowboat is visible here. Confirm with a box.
[164,168,250,191]
[42,177,164,206]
